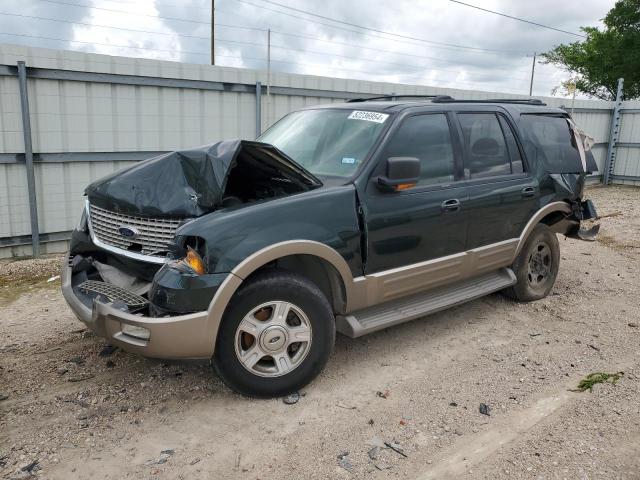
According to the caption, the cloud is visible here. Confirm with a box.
[0,0,91,52]
[0,0,612,97]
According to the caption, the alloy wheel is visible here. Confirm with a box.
[234,301,312,377]
[527,241,552,287]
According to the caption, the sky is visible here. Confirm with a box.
[0,0,615,97]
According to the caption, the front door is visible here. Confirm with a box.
[362,112,469,274]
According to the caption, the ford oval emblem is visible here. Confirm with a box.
[118,225,140,239]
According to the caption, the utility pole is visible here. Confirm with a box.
[210,0,215,65]
[528,52,536,96]
[266,28,271,122]
[267,29,271,99]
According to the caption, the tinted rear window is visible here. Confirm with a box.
[520,115,583,173]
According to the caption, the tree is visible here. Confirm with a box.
[542,0,640,100]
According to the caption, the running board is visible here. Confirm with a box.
[336,268,516,338]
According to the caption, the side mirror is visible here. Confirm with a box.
[377,157,420,192]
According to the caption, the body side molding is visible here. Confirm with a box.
[205,202,572,354]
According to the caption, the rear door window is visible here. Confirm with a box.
[382,113,456,186]
[519,114,583,173]
[458,113,512,179]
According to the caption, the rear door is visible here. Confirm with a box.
[362,112,469,273]
[455,111,539,249]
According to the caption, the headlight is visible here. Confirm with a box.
[169,246,207,275]
[76,202,88,232]
[184,246,206,274]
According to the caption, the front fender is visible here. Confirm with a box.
[178,185,363,277]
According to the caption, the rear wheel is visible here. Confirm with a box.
[213,270,335,397]
[503,224,560,302]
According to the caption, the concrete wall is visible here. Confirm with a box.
[0,43,636,258]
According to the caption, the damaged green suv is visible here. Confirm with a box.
[62,96,599,397]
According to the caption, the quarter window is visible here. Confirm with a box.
[382,114,455,186]
[520,114,583,173]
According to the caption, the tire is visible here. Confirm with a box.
[213,269,335,398]
[503,224,560,302]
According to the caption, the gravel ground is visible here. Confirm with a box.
[1,185,639,480]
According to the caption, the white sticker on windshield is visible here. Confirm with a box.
[348,110,389,123]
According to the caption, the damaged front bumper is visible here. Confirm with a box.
[61,255,216,360]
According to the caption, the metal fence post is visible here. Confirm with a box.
[255,81,262,138]
[16,61,40,257]
[603,78,624,185]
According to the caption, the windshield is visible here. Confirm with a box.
[258,109,389,178]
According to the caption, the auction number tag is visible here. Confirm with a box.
[348,111,389,123]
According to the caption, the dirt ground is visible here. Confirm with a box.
[1,185,639,480]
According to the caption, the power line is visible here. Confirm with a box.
[0,32,209,56]
[0,30,529,90]
[39,0,211,25]
[265,30,530,75]
[448,1,586,38]
[215,37,532,81]
[0,10,530,74]
[0,9,535,74]
[36,0,529,56]
[0,11,267,39]
[232,0,524,55]
[57,0,212,11]
[214,5,524,57]
[0,11,210,39]
[0,29,529,82]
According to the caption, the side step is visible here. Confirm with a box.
[336,268,516,338]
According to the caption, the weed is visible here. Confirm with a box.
[573,372,624,392]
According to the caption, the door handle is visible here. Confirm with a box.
[441,198,461,213]
[521,186,536,198]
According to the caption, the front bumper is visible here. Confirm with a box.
[61,256,215,360]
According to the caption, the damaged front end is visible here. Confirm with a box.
[62,140,321,359]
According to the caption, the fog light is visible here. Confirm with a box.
[121,323,150,341]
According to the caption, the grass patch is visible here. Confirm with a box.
[573,372,624,392]
[0,256,63,306]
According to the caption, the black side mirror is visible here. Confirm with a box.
[377,157,420,192]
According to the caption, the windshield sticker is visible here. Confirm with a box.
[348,111,389,123]
[341,157,356,164]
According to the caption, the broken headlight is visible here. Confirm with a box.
[76,201,88,232]
[169,245,207,275]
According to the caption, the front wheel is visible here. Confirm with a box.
[213,270,335,398]
[503,223,560,302]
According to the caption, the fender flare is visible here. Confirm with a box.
[512,201,572,260]
[204,240,356,355]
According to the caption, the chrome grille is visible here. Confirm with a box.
[78,280,148,309]
[88,203,181,258]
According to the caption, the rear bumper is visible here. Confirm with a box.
[61,255,215,360]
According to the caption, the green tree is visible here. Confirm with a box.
[542,0,640,99]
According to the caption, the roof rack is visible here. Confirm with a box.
[347,94,454,103]
[431,97,547,106]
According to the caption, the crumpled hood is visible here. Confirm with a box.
[85,140,321,217]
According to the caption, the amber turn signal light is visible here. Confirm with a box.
[395,183,417,191]
[185,246,206,275]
